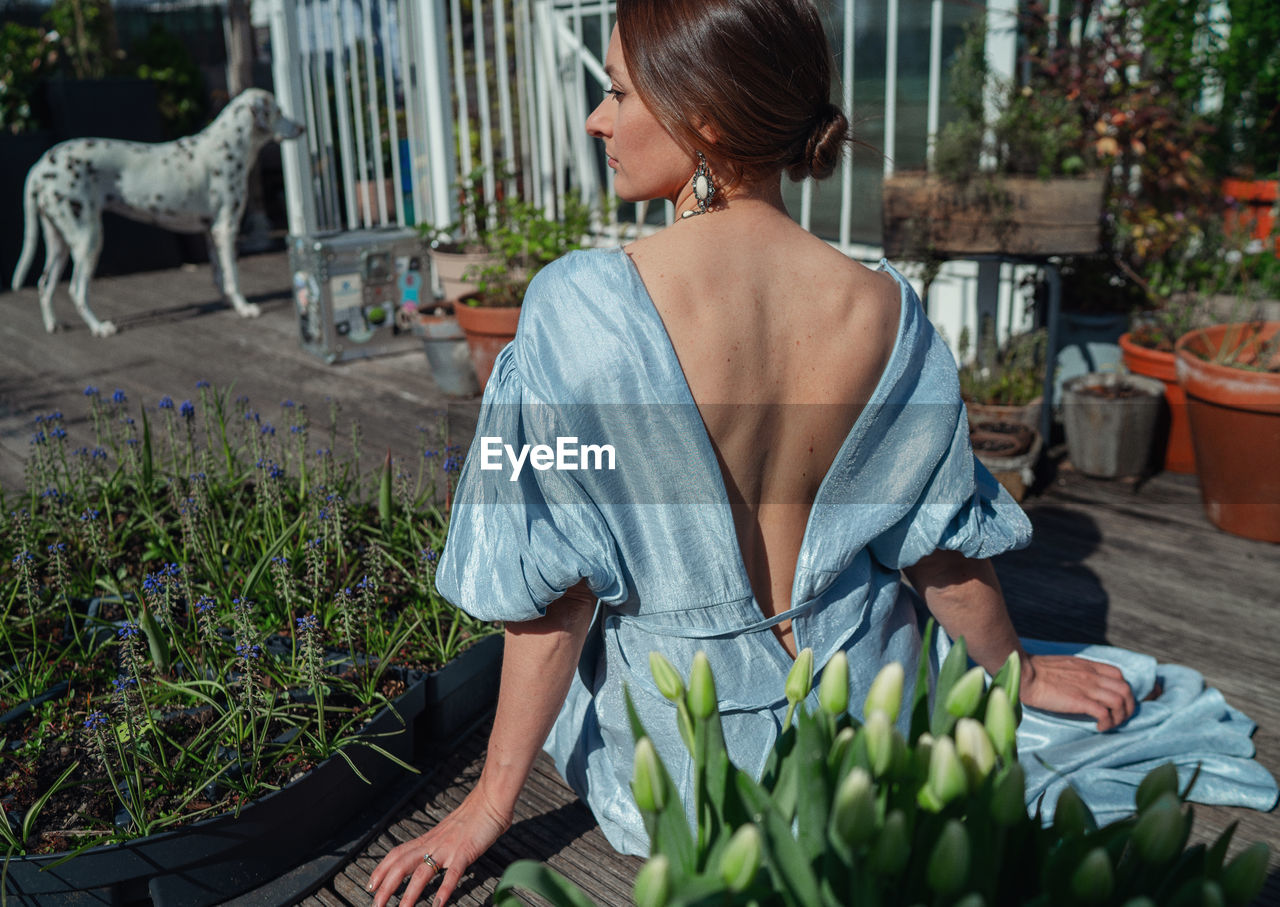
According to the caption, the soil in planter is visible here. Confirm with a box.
[1075,382,1152,399]
[970,421,1033,457]
[0,673,408,857]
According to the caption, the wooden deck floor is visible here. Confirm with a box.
[1,252,1276,905]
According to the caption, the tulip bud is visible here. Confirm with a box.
[1221,841,1270,906]
[786,648,814,704]
[984,685,1017,762]
[720,824,763,892]
[990,763,1028,827]
[687,651,717,720]
[920,736,967,812]
[927,819,971,896]
[649,651,684,703]
[833,767,877,847]
[914,733,935,780]
[1135,762,1179,812]
[868,809,910,876]
[955,717,996,785]
[818,651,850,716]
[1053,784,1097,839]
[864,661,904,722]
[633,855,672,907]
[945,666,987,719]
[829,725,856,769]
[632,737,666,812]
[1202,881,1225,907]
[864,709,894,778]
[1132,792,1185,865]
[1070,847,1114,904]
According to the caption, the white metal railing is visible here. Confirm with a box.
[268,0,1069,357]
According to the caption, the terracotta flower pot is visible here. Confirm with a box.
[1119,332,1195,474]
[1175,321,1280,542]
[454,302,521,391]
[1221,178,1278,256]
[430,248,502,303]
[964,397,1043,432]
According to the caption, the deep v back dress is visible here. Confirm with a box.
[436,247,1277,856]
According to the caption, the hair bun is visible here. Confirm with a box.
[791,102,849,182]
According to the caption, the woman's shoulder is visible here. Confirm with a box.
[513,247,655,400]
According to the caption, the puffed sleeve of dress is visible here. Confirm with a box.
[434,294,626,622]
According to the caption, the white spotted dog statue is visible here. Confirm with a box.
[10,88,304,337]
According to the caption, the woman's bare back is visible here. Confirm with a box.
[625,206,902,656]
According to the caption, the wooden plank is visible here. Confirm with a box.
[881,172,1105,257]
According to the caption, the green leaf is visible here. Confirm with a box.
[1220,841,1269,906]
[910,620,937,742]
[734,772,824,907]
[932,635,970,737]
[494,860,601,907]
[378,449,393,530]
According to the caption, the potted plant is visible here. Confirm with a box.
[1118,293,1206,475]
[417,166,513,304]
[0,384,502,902]
[496,634,1272,907]
[957,325,1046,502]
[881,18,1105,264]
[1176,320,1280,542]
[454,194,592,389]
[1061,371,1166,479]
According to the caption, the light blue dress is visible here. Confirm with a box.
[436,246,1277,856]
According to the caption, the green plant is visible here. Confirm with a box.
[1210,0,1280,178]
[130,24,208,138]
[0,22,58,135]
[464,195,593,308]
[496,630,1271,907]
[932,19,1091,185]
[958,327,1047,407]
[0,384,497,856]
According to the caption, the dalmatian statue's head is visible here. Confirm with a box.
[240,88,305,142]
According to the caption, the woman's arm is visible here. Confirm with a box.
[368,581,598,907]
[903,549,1136,731]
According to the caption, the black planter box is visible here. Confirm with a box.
[1,635,504,906]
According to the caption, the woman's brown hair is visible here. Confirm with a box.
[616,0,852,186]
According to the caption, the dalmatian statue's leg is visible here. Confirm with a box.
[205,231,226,295]
[66,214,115,337]
[210,214,260,318]
[36,215,69,334]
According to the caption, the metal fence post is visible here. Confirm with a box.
[269,0,318,237]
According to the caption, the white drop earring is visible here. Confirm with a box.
[683,151,717,218]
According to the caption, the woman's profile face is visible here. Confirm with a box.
[586,26,694,206]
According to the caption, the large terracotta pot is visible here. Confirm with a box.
[1175,321,1280,542]
[454,302,521,390]
[1119,332,1195,474]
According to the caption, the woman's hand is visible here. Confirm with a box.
[1021,653,1137,732]
[367,583,598,906]
[905,550,1139,732]
[367,786,511,907]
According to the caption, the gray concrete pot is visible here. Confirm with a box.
[1062,372,1165,478]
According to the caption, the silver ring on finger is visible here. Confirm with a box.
[423,852,442,873]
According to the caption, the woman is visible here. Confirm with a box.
[370,2,1275,904]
